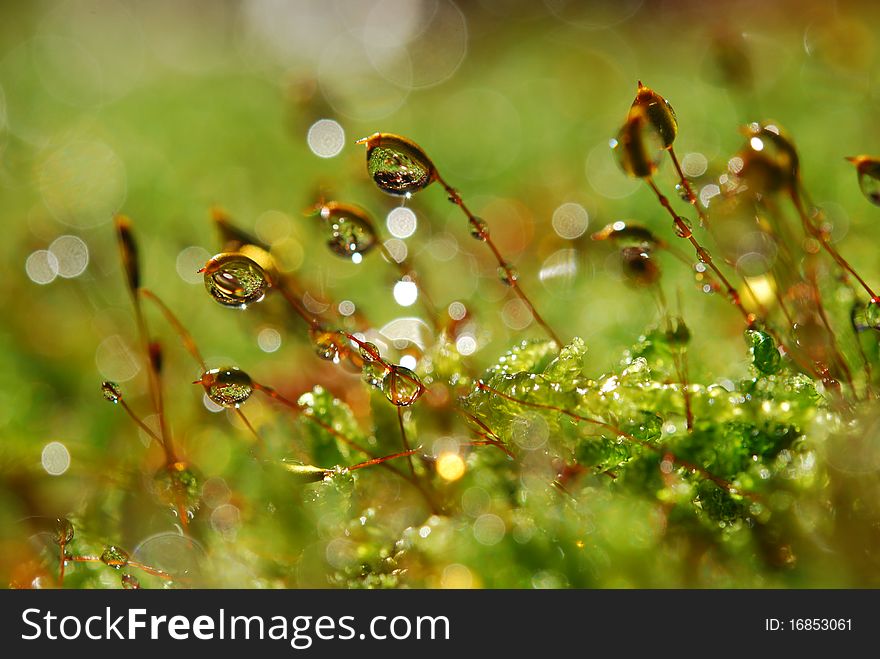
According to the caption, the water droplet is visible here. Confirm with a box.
[152,462,201,517]
[121,573,140,589]
[498,265,519,286]
[673,216,693,239]
[630,81,678,148]
[469,217,490,241]
[591,221,660,246]
[847,156,880,206]
[746,329,781,375]
[620,246,661,287]
[100,545,130,569]
[866,297,880,326]
[359,341,382,363]
[362,361,388,388]
[613,108,665,179]
[737,122,799,194]
[101,381,122,403]
[675,183,690,201]
[360,133,435,196]
[199,367,253,408]
[318,202,378,258]
[202,253,269,309]
[381,365,424,406]
[311,329,349,363]
[54,518,74,546]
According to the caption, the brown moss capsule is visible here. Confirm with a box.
[613,108,665,179]
[54,518,74,546]
[310,329,350,363]
[846,155,880,206]
[101,381,122,403]
[316,202,378,260]
[630,81,678,149]
[591,221,662,247]
[100,545,130,569]
[620,246,661,287]
[737,122,800,195]
[381,365,425,406]
[202,253,270,309]
[114,215,140,292]
[197,367,254,408]
[358,133,436,197]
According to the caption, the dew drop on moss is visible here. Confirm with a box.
[746,329,781,375]
[620,246,661,287]
[152,462,201,517]
[630,81,678,148]
[54,517,74,545]
[100,545,130,569]
[359,341,381,363]
[199,367,253,408]
[673,216,693,238]
[469,217,490,241]
[866,297,880,326]
[202,253,269,309]
[847,156,880,206]
[363,361,388,388]
[382,365,424,406]
[121,573,140,589]
[737,122,799,195]
[101,381,122,403]
[613,109,665,179]
[311,330,349,363]
[361,133,435,196]
[498,265,519,286]
[318,203,378,259]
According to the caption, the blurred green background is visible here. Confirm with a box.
[2,0,879,588]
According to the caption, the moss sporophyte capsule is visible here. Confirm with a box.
[197,367,254,408]
[202,253,270,308]
[315,202,378,259]
[358,133,436,196]
[846,155,880,206]
[630,81,678,148]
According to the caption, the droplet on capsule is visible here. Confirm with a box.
[316,202,378,259]
[359,341,382,363]
[100,545,130,569]
[591,221,661,247]
[737,122,799,194]
[620,246,661,287]
[498,265,519,286]
[746,329,781,375]
[152,462,201,516]
[865,297,880,326]
[121,573,140,589]
[469,217,490,241]
[630,81,678,149]
[846,156,880,206]
[613,108,665,179]
[202,253,270,309]
[673,216,693,239]
[54,518,74,546]
[362,360,388,388]
[381,365,425,406]
[310,329,349,363]
[101,381,122,403]
[197,367,253,408]
[358,133,436,196]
